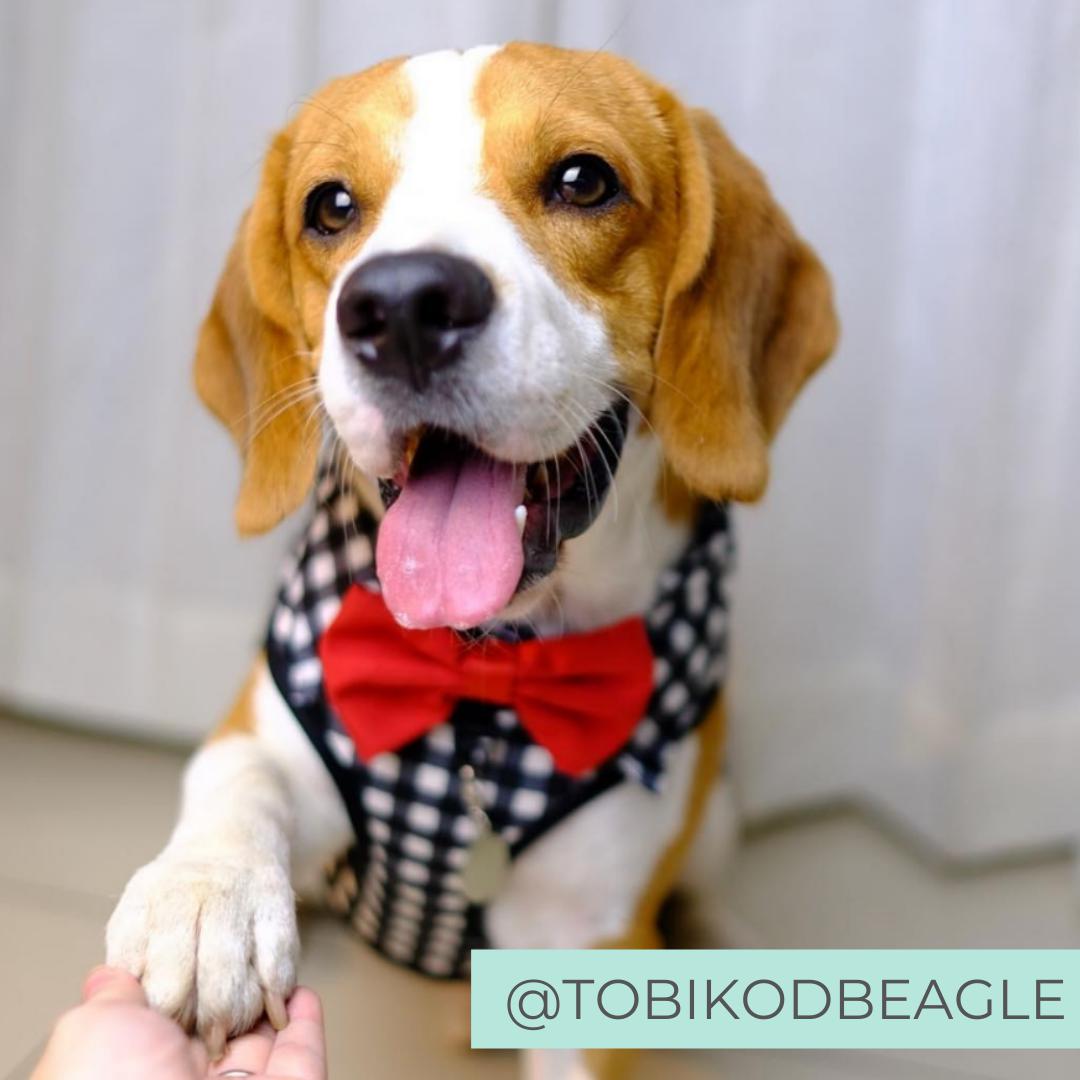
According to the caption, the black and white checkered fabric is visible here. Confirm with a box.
[265,468,733,978]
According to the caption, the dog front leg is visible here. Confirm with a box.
[106,660,350,1056]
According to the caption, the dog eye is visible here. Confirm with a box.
[548,155,621,209]
[304,181,358,236]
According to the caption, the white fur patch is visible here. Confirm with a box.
[542,426,691,632]
[486,731,700,950]
[251,662,354,897]
[360,46,501,259]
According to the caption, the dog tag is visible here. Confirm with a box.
[462,825,510,904]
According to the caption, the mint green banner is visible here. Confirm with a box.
[471,950,1080,1049]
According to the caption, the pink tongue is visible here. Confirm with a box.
[376,453,526,629]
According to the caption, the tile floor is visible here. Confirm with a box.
[2,712,1079,1079]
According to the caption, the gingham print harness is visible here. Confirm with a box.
[265,468,733,978]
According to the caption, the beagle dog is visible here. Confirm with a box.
[106,42,837,1077]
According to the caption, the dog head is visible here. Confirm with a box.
[195,43,838,629]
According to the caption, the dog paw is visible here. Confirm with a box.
[106,850,298,1055]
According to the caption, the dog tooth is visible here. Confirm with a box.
[514,504,527,536]
[535,462,550,490]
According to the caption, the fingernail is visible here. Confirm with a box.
[82,965,117,999]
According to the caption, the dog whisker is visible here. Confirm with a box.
[573,371,658,440]
[240,369,320,426]
[245,382,322,447]
[577,409,621,525]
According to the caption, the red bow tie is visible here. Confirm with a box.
[318,585,655,777]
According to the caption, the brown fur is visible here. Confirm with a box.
[207,661,262,742]
[657,462,700,523]
[195,45,836,532]
[649,98,839,501]
[194,59,411,534]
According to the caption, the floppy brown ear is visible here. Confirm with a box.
[651,100,839,501]
[194,127,318,536]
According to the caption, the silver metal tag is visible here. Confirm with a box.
[461,825,511,903]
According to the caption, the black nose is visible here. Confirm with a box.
[336,251,495,391]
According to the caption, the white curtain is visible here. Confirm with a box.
[2,0,1078,860]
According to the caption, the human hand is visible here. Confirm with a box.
[32,966,325,1080]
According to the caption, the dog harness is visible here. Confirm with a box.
[265,468,733,978]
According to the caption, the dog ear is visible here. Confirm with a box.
[193,126,319,535]
[651,99,839,502]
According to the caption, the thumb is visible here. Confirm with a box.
[81,966,147,1006]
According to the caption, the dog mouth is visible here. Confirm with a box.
[374,400,630,629]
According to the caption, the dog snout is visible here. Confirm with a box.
[336,251,495,392]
